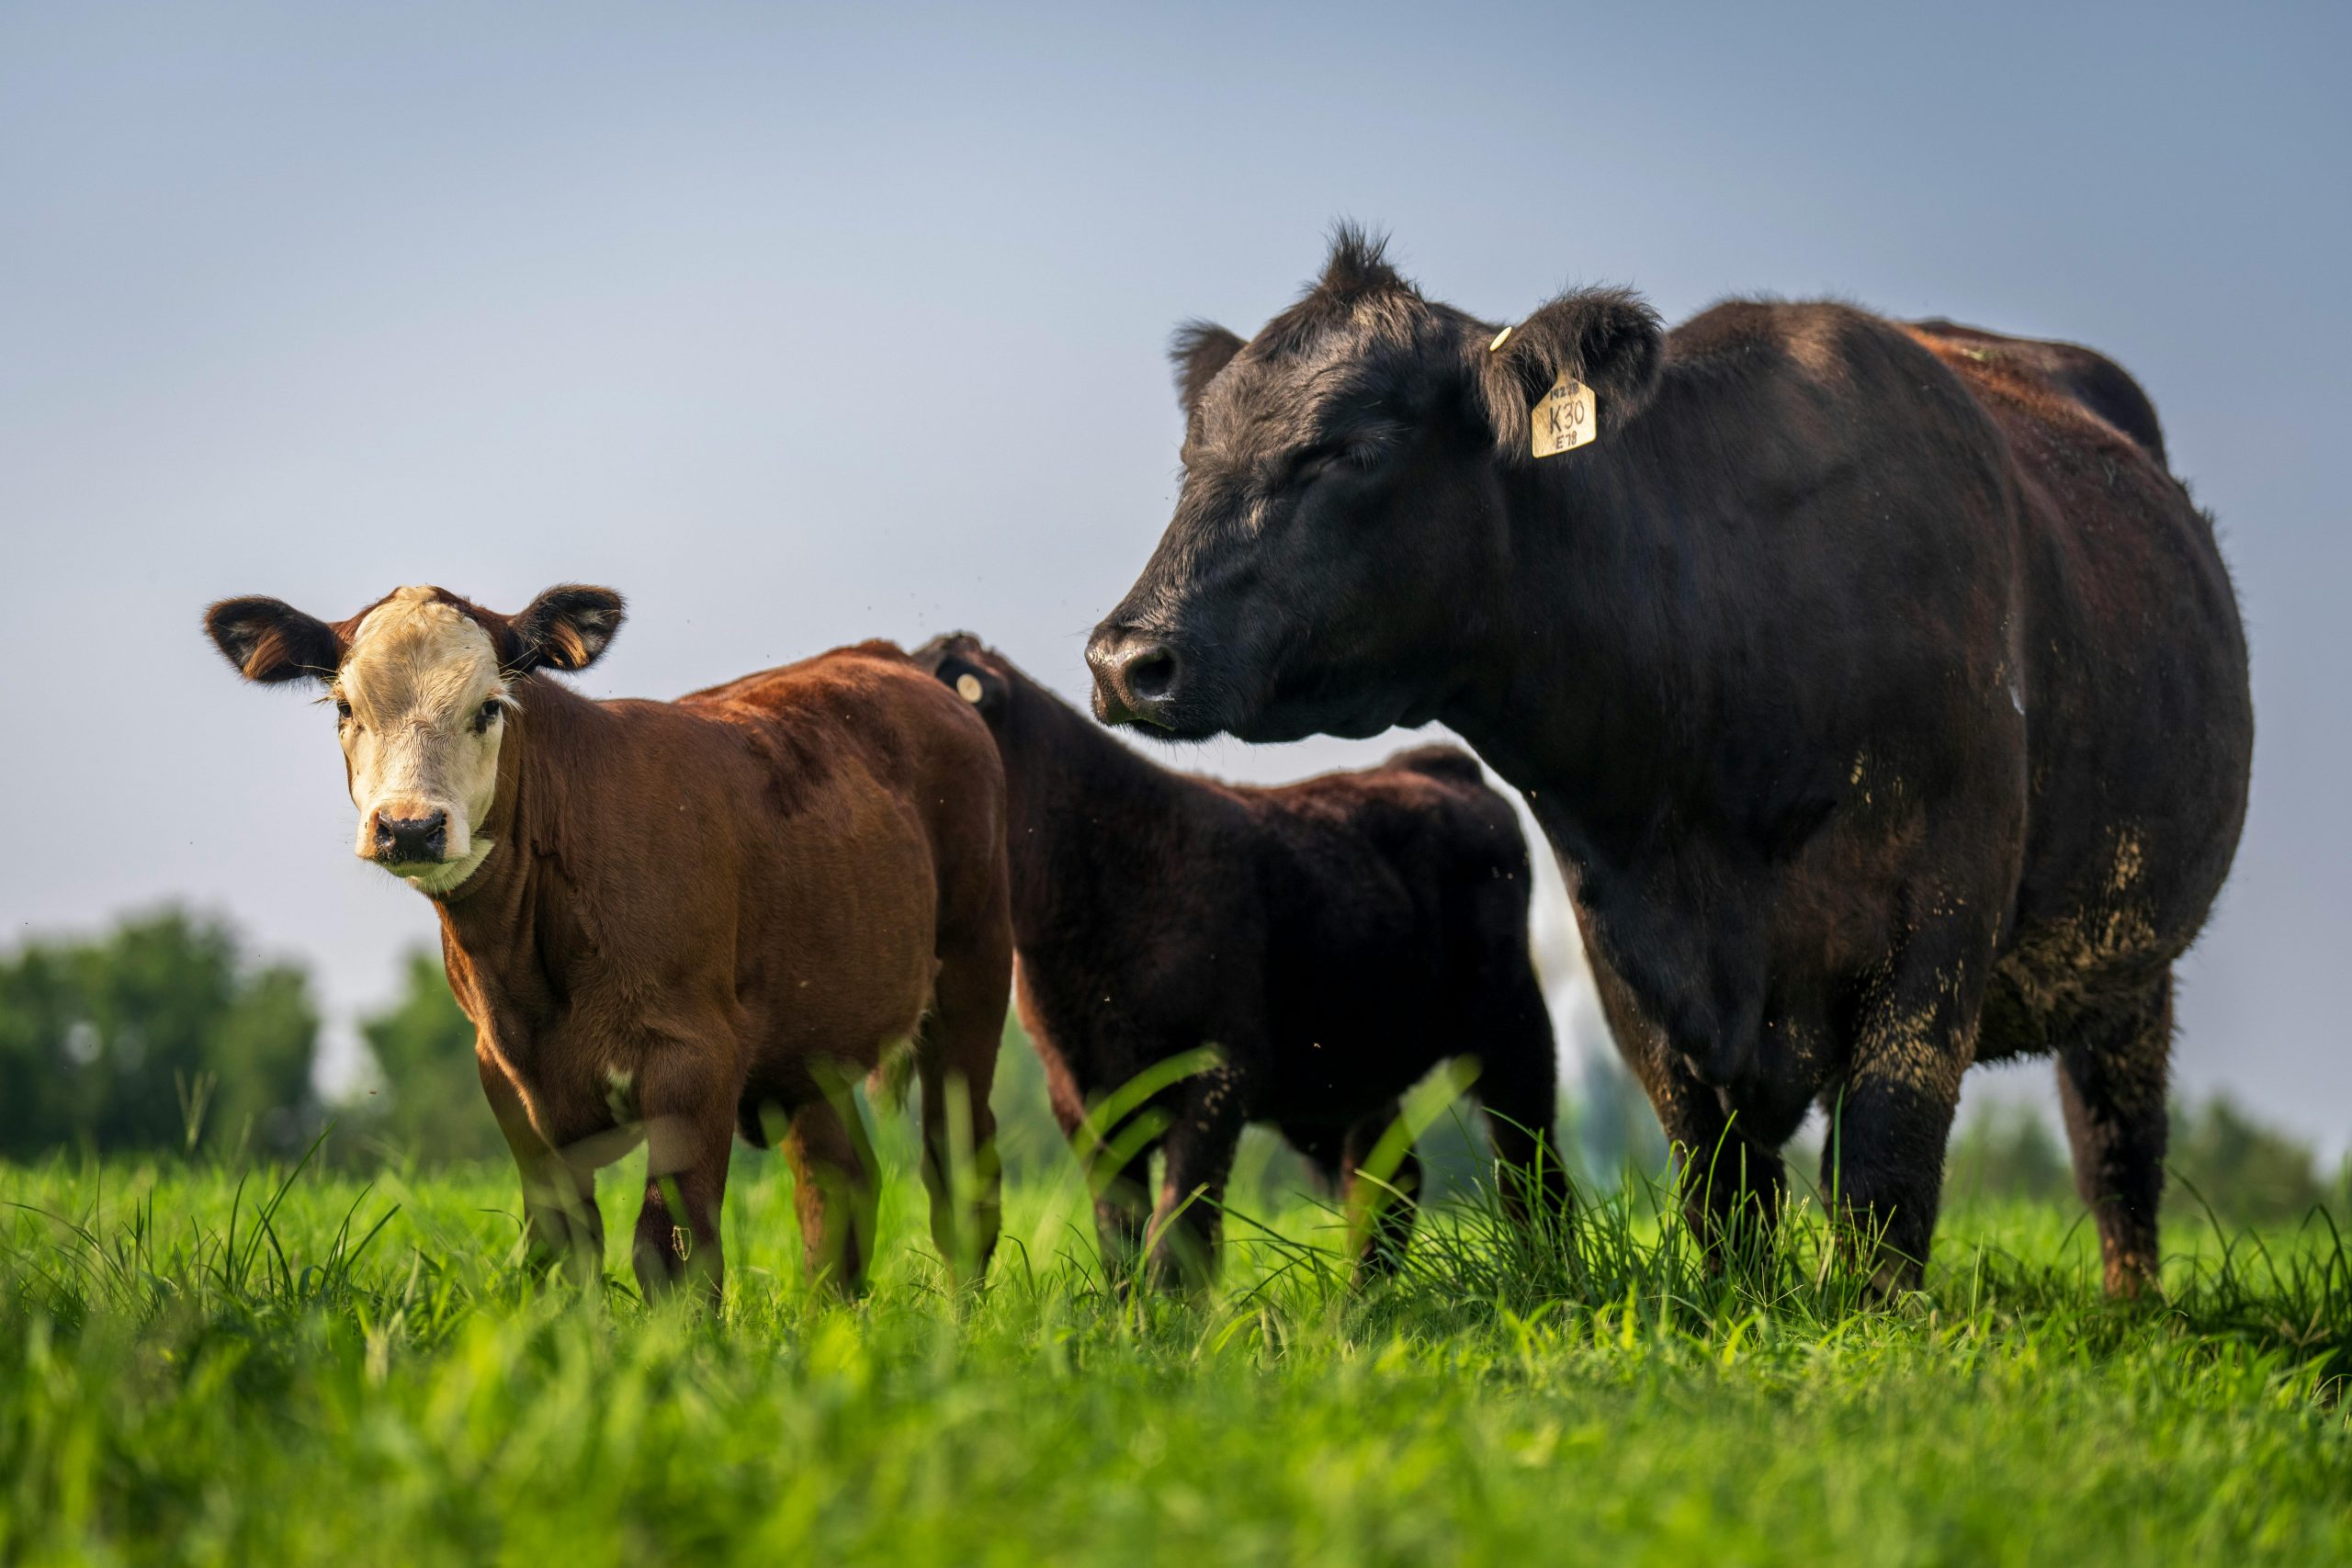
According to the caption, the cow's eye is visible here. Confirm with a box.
[1291,446,1342,484]
[1293,438,1384,486]
[473,699,503,735]
[333,697,353,722]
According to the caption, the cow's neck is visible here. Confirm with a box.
[1441,401,1789,1086]
[1444,396,1759,877]
[426,675,603,1027]
[996,678,1195,946]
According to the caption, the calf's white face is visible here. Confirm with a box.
[203,581,626,900]
[334,587,514,894]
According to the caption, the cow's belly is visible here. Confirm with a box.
[736,795,942,1080]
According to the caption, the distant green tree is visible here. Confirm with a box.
[2169,1095,2328,1225]
[1943,1099,2076,1206]
[0,908,319,1159]
[1939,1092,2334,1227]
[349,950,506,1164]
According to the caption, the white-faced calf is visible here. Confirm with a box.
[206,584,1012,1301]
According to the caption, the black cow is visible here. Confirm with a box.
[1087,228,2253,1295]
[913,635,1565,1289]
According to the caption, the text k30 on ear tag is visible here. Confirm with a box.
[1532,371,1598,458]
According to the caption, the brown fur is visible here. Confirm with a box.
[206,591,1012,1302]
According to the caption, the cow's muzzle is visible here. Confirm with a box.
[373,809,450,865]
[1086,625,1183,728]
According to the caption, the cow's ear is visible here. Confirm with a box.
[1477,286,1665,456]
[507,585,626,674]
[1170,321,1246,416]
[204,597,343,685]
[936,652,1007,724]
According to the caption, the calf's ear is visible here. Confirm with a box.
[1170,321,1246,416]
[204,597,343,684]
[938,655,1007,723]
[1477,286,1665,456]
[507,585,626,674]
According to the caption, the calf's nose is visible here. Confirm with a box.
[374,809,449,863]
[1085,626,1182,727]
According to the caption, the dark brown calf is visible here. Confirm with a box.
[204,584,1012,1302]
[914,635,1565,1289]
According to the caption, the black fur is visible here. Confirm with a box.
[1088,232,2254,1295]
[913,634,1566,1290]
[1170,321,1247,416]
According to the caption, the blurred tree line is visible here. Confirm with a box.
[0,909,2343,1228]
[1941,1093,2343,1226]
[0,910,318,1160]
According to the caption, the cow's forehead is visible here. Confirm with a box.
[1199,340,1362,459]
[1200,304,1455,458]
[341,586,498,706]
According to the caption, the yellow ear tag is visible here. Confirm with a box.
[1532,370,1598,457]
[956,673,985,705]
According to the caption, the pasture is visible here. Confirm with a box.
[4,1111,2346,1566]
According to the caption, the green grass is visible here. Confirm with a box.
[2,1122,2347,1566]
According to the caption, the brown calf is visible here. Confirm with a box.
[204,584,1012,1300]
[914,635,1566,1290]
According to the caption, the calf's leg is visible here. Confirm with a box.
[1340,1100,1419,1278]
[632,1071,736,1307]
[1039,1050,1154,1285]
[479,1050,604,1282]
[781,1095,879,1295]
[1476,986,1574,1231]
[2056,973,2172,1298]
[915,916,1012,1281]
[1094,1172,1155,1287]
[1145,1062,1247,1294]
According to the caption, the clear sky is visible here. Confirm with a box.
[3,2,2345,1151]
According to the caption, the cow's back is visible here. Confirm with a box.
[1908,320,2170,464]
[681,643,1007,1058]
[1249,749,1532,1042]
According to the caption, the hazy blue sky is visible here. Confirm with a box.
[3,2,2345,1150]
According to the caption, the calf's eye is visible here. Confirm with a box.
[334,697,353,721]
[474,699,503,735]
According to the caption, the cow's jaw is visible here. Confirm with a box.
[392,836,498,897]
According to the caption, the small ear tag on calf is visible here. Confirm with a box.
[956,673,985,705]
[1531,371,1599,458]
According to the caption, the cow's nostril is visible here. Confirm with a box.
[1124,648,1178,702]
[1086,626,1186,725]
[375,809,451,863]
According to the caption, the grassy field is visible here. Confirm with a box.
[2,1117,2347,1567]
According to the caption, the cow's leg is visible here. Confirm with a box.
[1476,982,1573,1231]
[1823,926,1988,1295]
[1340,1100,1419,1277]
[2056,973,2172,1298]
[779,1094,879,1296]
[1037,1045,1155,1285]
[630,1060,736,1308]
[478,1048,603,1282]
[1093,1171,1155,1285]
[1587,935,1783,1264]
[914,917,1012,1282]
[1144,1060,1248,1294]
[1281,1123,1348,1198]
